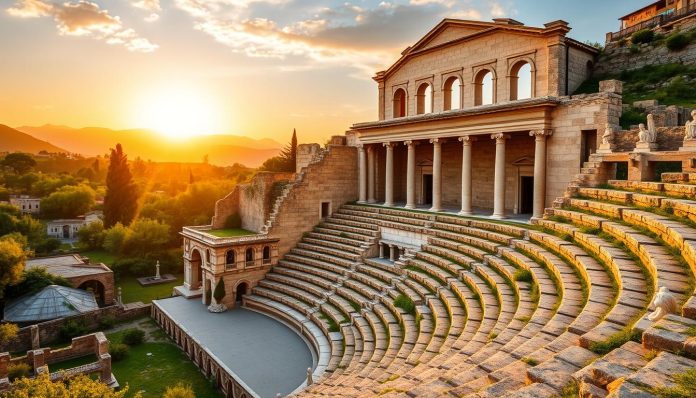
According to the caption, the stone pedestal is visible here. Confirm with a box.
[634,142,658,153]
[679,140,696,152]
[596,143,615,154]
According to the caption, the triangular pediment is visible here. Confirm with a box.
[412,23,489,52]
[512,156,535,166]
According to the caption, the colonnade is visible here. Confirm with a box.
[356,130,551,219]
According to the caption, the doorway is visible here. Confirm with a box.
[236,282,248,303]
[62,225,70,239]
[422,174,433,206]
[580,130,597,167]
[519,176,534,214]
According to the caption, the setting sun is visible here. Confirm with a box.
[134,85,222,139]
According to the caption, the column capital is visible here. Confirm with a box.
[459,136,477,144]
[383,142,394,148]
[404,140,418,147]
[491,133,510,142]
[530,129,553,138]
[356,143,364,149]
[429,137,441,144]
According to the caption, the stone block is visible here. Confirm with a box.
[600,80,623,94]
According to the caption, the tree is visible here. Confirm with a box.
[2,373,137,398]
[213,278,226,303]
[0,153,36,174]
[0,237,27,299]
[77,220,106,250]
[122,218,170,255]
[104,144,139,227]
[0,323,19,350]
[260,129,298,172]
[5,267,71,299]
[40,184,96,219]
[103,223,129,254]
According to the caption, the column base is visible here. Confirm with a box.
[404,204,416,209]
[490,213,506,220]
[634,142,658,153]
[384,202,395,207]
[429,207,442,213]
[357,200,367,204]
[458,210,473,216]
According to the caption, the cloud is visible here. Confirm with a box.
[6,0,158,52]
[129,0,161,22]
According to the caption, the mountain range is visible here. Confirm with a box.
[11,125,283,167]
[0,124,66,154]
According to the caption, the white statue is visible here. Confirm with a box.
[647,113,656,137]
[306,368,313,385]
[155,260,161,280]
[638,123,656,144]
[602,123,614,145]
[648,286,678,322]
[685,110,696,141]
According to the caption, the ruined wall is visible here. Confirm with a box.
[595,40,696,76]
[211,172,294,232]
[614,127,687,152]
[269,145,358,256]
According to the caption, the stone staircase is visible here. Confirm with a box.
[260,148,329,234]
[241,171,696,398]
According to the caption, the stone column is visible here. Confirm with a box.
[384,142,395,207]
[491,133,509,219]
[367,146,376,203]
[531,130,552,219]
[458,136,475,215]
[379,243,385,259]
[389,245,396,261]
[430,138,442,212]
[357,145,367,203]
[404,140,416,209]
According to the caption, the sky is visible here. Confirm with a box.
[0,0,645,143]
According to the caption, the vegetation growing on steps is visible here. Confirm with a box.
[393,294,416,316]
[653,368,696,398]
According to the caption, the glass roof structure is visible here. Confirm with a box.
[4,285,98,323]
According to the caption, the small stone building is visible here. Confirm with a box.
[178,227,280,309]
[9,195,40,215]
[24,254,115,306]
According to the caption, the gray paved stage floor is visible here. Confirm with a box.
[155,296,313,398]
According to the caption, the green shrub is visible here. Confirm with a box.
[99,314,117,330]
[513,269,533,283]
[109,343,129,362]
[632,29,655,44]
[663,76,692,100]
[8,363,30,381]
[666,32,691,51]
[213,279,226,303]
[654,368,696,398]
[620,107,646,130]
[393,294,416,315]
[629,44,641,54]
[163,382,196,398]
[122,328,145,346]
[59,319,87,341]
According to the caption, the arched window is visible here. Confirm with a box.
[245,248,254,265]
[474,69,494,106]
[225,250,235,268]
[509,61,532,101]
[393,88,407,118]
[416,83,432,114]
[263,246,271,263]
[443,77,461,111]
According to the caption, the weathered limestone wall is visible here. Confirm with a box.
[211,172,294,232]
[269,145,358,256]
[595,40,696,76]
[296,144,322,173]
[549,91,622,206]
[568,46,595,94]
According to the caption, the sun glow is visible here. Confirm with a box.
[135,84,222,139]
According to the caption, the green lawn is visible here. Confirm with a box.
[81,250,118,266]
[117,275,183,304]
[206,228,255,237]
[106,322,221,398]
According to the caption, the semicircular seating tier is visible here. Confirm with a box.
[244,171,696,398]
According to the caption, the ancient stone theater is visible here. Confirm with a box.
[153,15,696,398]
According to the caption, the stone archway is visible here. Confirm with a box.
[78,280,105,306]
[190,249,203,290]
[235,282,248,303]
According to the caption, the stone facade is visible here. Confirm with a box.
[268,144,359,256]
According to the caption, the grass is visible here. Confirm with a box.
[117,274,183,304]
[393,294,416,316]
[588,327,641,355]
[81,250,118,266]
[106,325,222,398]
[513,268,533,283]
[206,228,255,238]
[49,354,98,372]
[520,357,538,366]
[653,368,696,398]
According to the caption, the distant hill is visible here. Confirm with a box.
[16,125,283,167]
[0,124,66,154]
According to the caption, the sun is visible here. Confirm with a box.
[135,84,221,139]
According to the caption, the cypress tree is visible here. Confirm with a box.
[103,144,139,228]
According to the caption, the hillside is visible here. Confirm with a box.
[16,125,282,167]
[0,124,66,154]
